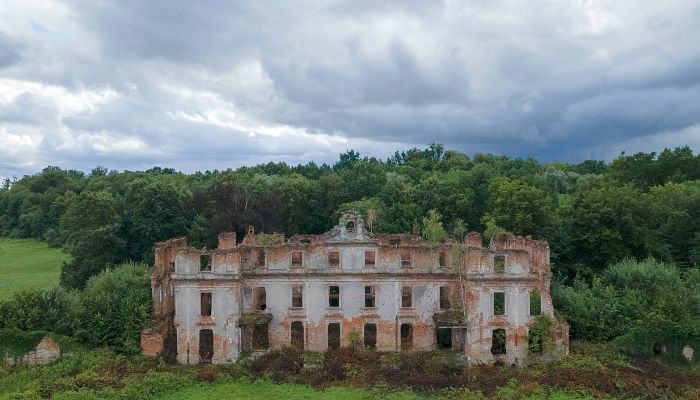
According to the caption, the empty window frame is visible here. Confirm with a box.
[439,251,447,267]
[528,331,544,354]
[400,323,413,350]
[328,251,340,267]
[401,286,413,308]
[437,328,452,349]
[292,284,303,308]
[291,321,304,350]
[439,286,451,309]
[491,329,506,355]
[364,251,376,267]
[328,322,341,350]
[329,285,340,308]
[200,254,211,272]
[494,292,505,315]
[400,249,412,267]
[364,323,377,348]
[200,292,212,316]
[199,329,213,363]
[494,255,505,274]
[364,286,376,308]
[253,323,270,350]
[291,250,303,267]
[530,291,542,316]
[255,249,266,267]
[346,220,356,233]
[253,287,267,311]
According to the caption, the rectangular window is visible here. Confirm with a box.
[439,251,447,267]
[253,323,270,350]
[200,292,212,316]
[401,286,412,308]
[530,291,541,315]
[364,323,377,348]
[494,292,505,315]
[494,255,505,274]
[436,327,452,349]
[253,287,267,311]
[491,329,506,355]
[329,285,340,308]
[328,251,340,267]
[291,321,304,350]
[400,323,413,350]
[255,249,265,267]
[200,254,211,272]
[439,286,451,309]
[291,250,303,266]
[328,322,340,350]
[364,286,376,308]
[292,284,303,308]
[364,251,375,267]
[401,249,412,267]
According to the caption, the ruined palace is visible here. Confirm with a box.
[141,213,568,365]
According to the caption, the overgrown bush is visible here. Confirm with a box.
[0,287,81,335]
[75,262,152,355]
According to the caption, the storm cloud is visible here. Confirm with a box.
[1,0,699,179]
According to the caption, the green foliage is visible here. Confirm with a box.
[483,178,552,239]
[528,315,554,354]
[421,209,447,245]
[0,287,80,335]
[75,262,152,354]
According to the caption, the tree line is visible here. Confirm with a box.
[0,144,699,358]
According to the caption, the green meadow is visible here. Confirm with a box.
[0,238,70,299]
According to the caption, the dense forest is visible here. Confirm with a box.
[0,144,698,358]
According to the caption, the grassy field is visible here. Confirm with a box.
[0,238,70,299]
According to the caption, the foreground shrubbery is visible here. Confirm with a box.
[0,263,151,355]
[554,258,700,363]
[0,343,698,400]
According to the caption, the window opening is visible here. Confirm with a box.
[401,249,412,267]
[491,329,506,355]
[437,328,452,349]
[255,249,265,267]
[328,251,340,267]
[291,250,303,266]
[439,251,447,267]
[439,286,451,309]
[364,286,376,308]
[530,291,541,315]
[401,286,413,308]
[494,255,505,274]
[346,220,355,233]
[329,285,340,308]
[400,323,413,350]
[291,321,304,350]
[292,284,303,308]
[253,323,270,350]
[200,292,212,316]
[200,254,211,272]
[494,292,505,315]
[328,323,340,350]
[199,329,213,363]
[253,287,266,311]
[364,251,375,267]
[364,323,377,348]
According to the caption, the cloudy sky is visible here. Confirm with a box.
[1,1,700,180]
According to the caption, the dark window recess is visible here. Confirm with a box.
[364,323,377,348]
[528,332,544,354]
[255,249,265,267]
[291,321,304,350]
[292,284,303,308]
[291,250,303,266]
[169,261,175,270]
[364,251,375,267]
[346,220,355,233]
[200,254,211,272]
[439,251,447,267]
[329,285,340,308]
[400,323,413,350]
[401,286,413,308]
[253,287,266,311]
[328,323,340,350]
[440,286,451,309]
[199,329,213,363]
[530,291,542,315]
[328,251,340,267]
[437,328,452,349]
[364,286,376,308]
[200,293,212,316]
[491,329,506,355]
[494,255,505,274]
[494,292,505,315]
[253,323,270,350]
[401,250,412,267]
